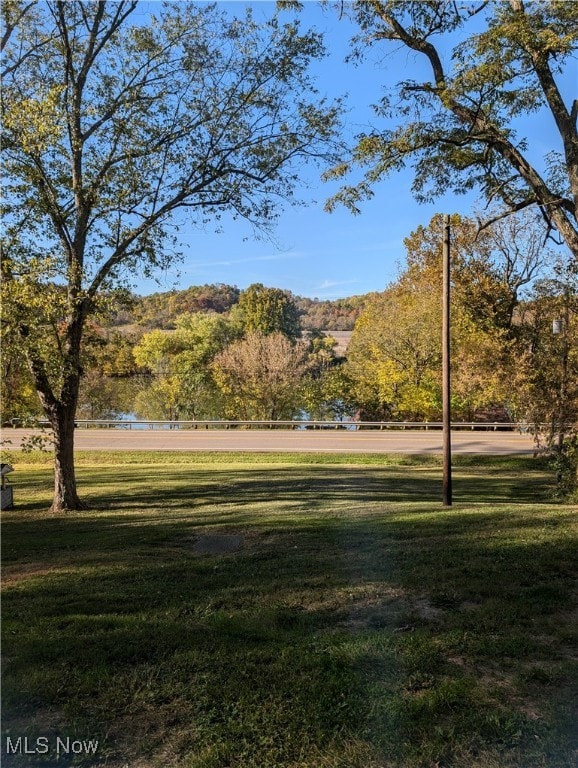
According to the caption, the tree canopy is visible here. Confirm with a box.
[326,0,578,260]
[234,283,303,339]
[0,0,341,511]
[346,213,544,422]
[212,332,310,420]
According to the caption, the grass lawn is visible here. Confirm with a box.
[1,452,577,768]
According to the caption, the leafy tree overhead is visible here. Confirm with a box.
[403,211,545,334]
[326,0,578,261]
[1,0,341,511]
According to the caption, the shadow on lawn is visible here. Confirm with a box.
[74,462,554,510]
[2,464,575,767]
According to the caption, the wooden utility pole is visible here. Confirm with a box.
[554,289,570,453]
[442,215,452,507]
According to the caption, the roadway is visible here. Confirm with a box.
[2,427,536,454]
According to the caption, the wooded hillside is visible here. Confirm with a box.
[4,215,577,498]
[112,283,369,331]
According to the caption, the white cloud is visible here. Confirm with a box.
[188,250,305,270]
[318,279,361,290]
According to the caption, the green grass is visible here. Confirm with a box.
[1,452,577,767]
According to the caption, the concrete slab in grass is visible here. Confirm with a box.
[191,534,244,555]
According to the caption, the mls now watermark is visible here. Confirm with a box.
[5,736,99,757]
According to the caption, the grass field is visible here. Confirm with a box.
[1,452,577,768]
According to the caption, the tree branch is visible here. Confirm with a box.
[1,1,36,52]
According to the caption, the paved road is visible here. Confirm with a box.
[2,427,536,454]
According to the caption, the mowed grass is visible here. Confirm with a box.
[1,452,577,768]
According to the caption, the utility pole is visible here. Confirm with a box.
[553,287,570,454]
[442,215,452,507]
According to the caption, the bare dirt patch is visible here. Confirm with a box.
[1,563,64,587]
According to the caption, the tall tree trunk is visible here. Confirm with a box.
[50,403,83,513]
[26,308,87,514]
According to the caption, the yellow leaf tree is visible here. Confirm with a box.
[1,0,340,511]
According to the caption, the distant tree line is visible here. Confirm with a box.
[4,212,577,494]
[109,283,367,332]
[4,0,576,512]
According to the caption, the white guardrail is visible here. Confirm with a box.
[8,419,530,432]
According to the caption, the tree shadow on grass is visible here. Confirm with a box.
[2,462,574,767]
[6,458,554,517]
[71,462,554,510]
[2,500,577,766]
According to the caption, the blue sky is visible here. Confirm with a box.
[134,1,574,300]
